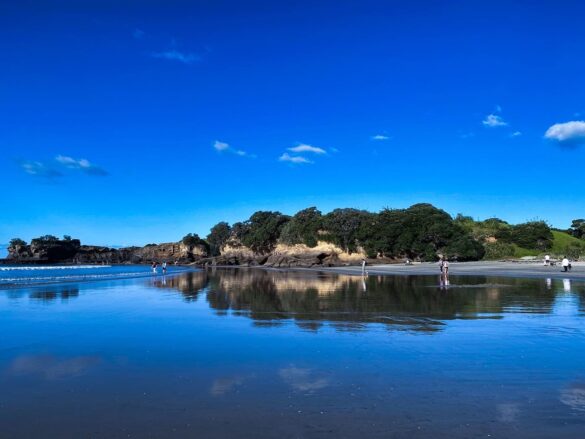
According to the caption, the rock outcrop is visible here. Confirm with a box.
[6,240,208,265]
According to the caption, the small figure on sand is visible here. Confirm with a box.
[562,256,571,272]
[162,261,167,274]
[544,254,550,266]
[151,261,158,274]
[361,258,367,276]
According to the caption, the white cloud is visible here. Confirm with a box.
[371,134,390,141]
[482,114,508,127]
[278,153,312,164]
[151,50,199,64]
[213,140,230,151]
[544,121,585,144]
[510,131,522,137]
[278,366,329,392]
[213,140,254,157]
[55,155,108,176]
[288,144,326,154]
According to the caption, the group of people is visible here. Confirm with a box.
[544,254,573,272]
[151,261,168,274]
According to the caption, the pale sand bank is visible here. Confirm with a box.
[315,261,585,281]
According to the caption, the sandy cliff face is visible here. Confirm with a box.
[205,240,367,267]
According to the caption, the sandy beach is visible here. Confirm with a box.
[316,260,585,281]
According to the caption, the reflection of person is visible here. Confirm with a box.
[563,279,571,292]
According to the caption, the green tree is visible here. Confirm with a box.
[279,207,323,247]
[322,208,372,253]
[509,221,553,250]
[207,222,232,256]
[9,238,27,247]
[240,211,290,254]
[569,219,585,239]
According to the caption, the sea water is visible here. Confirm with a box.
[0,268,584,438]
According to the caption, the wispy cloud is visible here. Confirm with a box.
[371,134,390,141]
[278,153,312,164]
[213,140,254,157]
[510,131,522,138]
[213,140,230,151]
[482,113,507,127]
[545,121,585,146]
[151,50,199,64]
[55,155,108,176]
[133,28,145,39]
[288,144,326,154]
[18,160,62,179]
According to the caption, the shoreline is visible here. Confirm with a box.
[207,261,585,281]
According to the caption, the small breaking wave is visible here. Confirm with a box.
[0,265,111,271]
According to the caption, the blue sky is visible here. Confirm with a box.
[2,0,585,248]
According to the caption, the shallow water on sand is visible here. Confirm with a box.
[1,268,584,438]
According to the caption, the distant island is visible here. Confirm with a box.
[5,203,585,267]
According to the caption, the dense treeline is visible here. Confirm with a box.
[10,204,585,262]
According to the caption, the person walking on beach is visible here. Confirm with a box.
[162,261,167,274]
[361,258,367,275]
[152,261,158,274]
[544,254,550,266]
[439,257,444,273]
[562,256,570,272]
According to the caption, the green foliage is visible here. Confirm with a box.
[483,241,516,259]
[31,235,60,245]
[569,219,585,239]
[321,208,373,253]
[279,207,323,248]
[182,233,208,252]
[207,222,232,256]
[509,221,553,250]
[9,238,27,247]
[367,204,484,261]
[240,211,291,254]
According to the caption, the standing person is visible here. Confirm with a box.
[152,261,158,274]
[544,254,550,266]
[562,256,570,272]
[443,258,449,277]
[439,257,444,274]
[361,258,367,275]
[162,261,167,274]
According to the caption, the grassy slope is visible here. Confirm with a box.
[511,231,585,258]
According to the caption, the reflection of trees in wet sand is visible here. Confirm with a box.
[152,269,567,331]
[151,271,208,301]
[29,287,79,301]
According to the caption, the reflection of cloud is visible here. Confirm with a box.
[210,375,250,396]
[279,366,329,392]
[497,403,520,422]
[10,354,100,380]
[560,382,585,412]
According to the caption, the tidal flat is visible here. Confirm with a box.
[1,267,584,438]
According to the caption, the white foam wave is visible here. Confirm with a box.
[0,265,111,271]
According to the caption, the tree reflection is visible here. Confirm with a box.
[149,268,576,332]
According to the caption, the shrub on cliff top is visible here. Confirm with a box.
[239,211,290,254]
[9,238,27,247]
[207,222,232,256]
[279,207,323,248]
